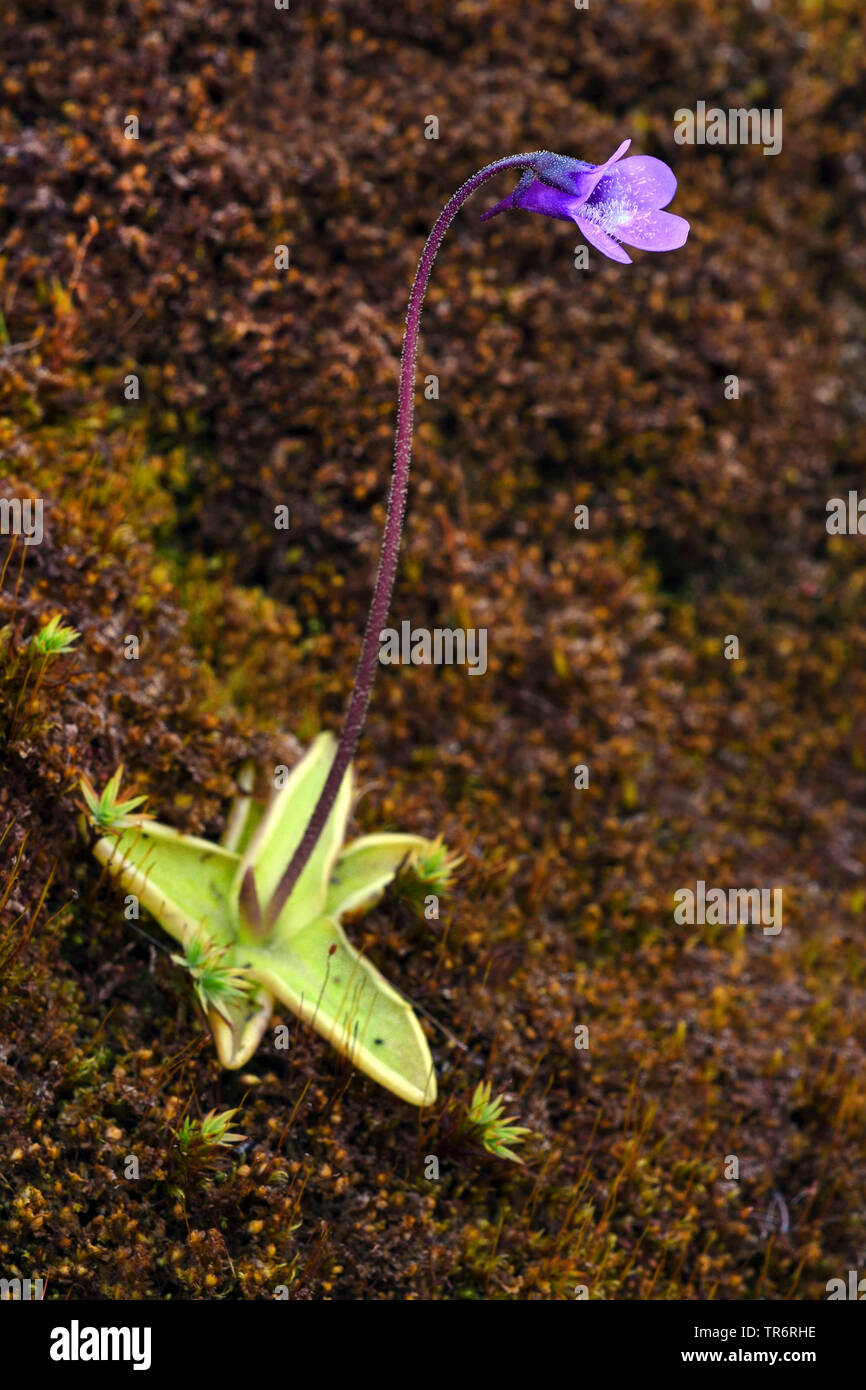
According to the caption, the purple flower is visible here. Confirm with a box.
[274,143,689,916]
[480,138,689,264]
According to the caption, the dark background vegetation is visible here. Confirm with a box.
[1,0,865,1298]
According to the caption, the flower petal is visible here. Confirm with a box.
[593,155,678,211]
[574,214,633,264]
[581,154,689,254]
[616,207,690,253]
[567,138,631,202]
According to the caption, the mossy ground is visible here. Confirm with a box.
[1,1,864,1299]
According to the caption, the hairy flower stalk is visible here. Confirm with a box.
[266,142,688,928]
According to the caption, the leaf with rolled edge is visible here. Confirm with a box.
[240,914,437,1107]
[269,761,353,940]
[230,732,354,939]
[220,763,265,855]
[208,988,274,1070]
[92,819,240,952]
[326,833,429,919]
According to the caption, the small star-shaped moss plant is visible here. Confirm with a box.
[84,734,455,1106]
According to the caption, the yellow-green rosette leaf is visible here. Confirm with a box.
[240,915,436,1107]
[92,820,240,952]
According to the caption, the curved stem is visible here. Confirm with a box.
[266,153,541,927]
